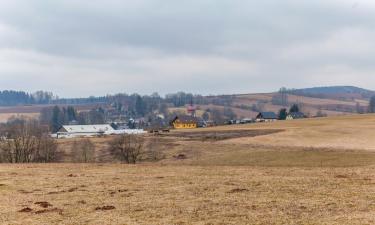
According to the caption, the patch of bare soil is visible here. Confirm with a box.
[68,187,79,192]
[18,189,33,194]
[227,188,249,193]
[35,201,53,208]
[95,206,116,211]
[168,129,284,141]
[174,154,187,160]
[35,208,63,215]
[19,207,33,213]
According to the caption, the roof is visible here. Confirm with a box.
[257,112,278,119]
[58,124,115,133]
[288,112,305,119]
[171,115,198,123]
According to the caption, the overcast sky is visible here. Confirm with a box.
[0,0,374,97]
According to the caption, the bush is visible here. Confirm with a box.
[109,135,144,164]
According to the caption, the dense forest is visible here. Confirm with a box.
[0,90,237,107]
[0,90,55,106]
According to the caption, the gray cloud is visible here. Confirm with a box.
[0,0,374,97]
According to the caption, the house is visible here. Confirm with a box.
[170,115,198,129]
[256,112,278,122]
[286,112,305,120]
[56,124,115,138]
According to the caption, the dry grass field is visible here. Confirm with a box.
[2,114,375,224]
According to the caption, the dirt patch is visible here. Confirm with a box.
[68,187,79,192]
[174,154,187,160]
[19,207,33,213]
[168,129,284,141]
[35,201,53,208]
[35,208,63,215]
[227,188,249,193]
[95,206,116,211]
[18,190,33,194]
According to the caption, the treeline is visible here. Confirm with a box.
[0,90,56,106]
[0,89,234,108]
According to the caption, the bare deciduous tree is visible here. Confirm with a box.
[0,119,60,163]
[71,139,95,163]
[109,134,144,164]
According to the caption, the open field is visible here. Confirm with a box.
[3,114,375,224]
[2,164,375,225]
[0,113,40,123]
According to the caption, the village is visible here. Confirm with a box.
[52,102,307,139]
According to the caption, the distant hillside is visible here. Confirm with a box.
[288,86,375,100]
[0,85,372,123]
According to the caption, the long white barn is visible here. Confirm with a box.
[57,124,114,138]
[56,124,146,138]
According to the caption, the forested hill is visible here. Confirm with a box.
[287,86,375,100]
[0,90,105,106]
[0,86,374,112]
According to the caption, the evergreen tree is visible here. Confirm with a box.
[368,96,375,113]
[135,95,146,116]
[67,106,77,121]
[289,104,300,113]
[278,108,287,120]
[51,106,62,132]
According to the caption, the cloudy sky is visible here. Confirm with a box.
[0,0,374,97]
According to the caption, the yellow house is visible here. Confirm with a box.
[171,115,198,129]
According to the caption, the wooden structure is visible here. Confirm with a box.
[170,115,198,129]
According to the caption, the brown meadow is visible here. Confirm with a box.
[2,114,375,224]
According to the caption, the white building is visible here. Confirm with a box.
[56,124,145,138]
[56,124,114,138]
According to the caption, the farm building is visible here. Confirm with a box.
[56,124,115,138]
[256,112,278,122]
[56,124,146,138]
[286,112,305,120]
[170,115,198,129]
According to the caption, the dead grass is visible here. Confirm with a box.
[3,115,375,224]
[2,164,375,225]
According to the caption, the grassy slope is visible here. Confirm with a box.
[3,115,375,224]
